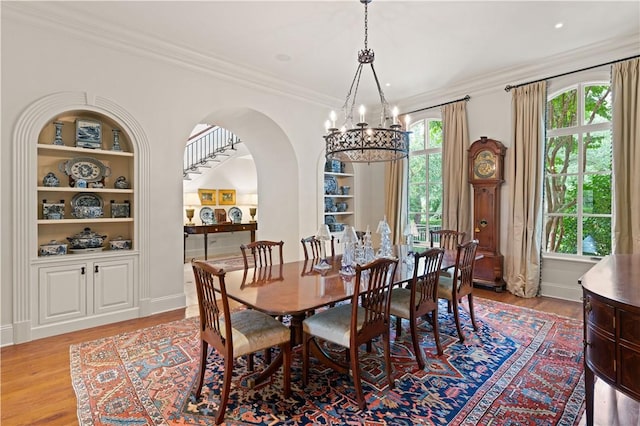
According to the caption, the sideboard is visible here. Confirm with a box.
[579,254,640,426]
[184,222,258,262]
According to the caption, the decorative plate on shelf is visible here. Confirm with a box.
[71,193,104,219]
[200,207,215,225]
[59,157,111,183]
[325,215,336,225]
[228,207,243,224]
[324,175,338,195]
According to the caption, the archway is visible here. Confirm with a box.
[184,107,300,262]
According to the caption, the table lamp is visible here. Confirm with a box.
[248,193,258,222]
[403,220,419,252]
[313,224,332,271]
[184,192,200,225]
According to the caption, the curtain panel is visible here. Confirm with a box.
[612,58,640,254]
[385,159,407,245]
[504,81,546,298]
[441,101,471,238]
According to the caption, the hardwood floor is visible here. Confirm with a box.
[1,276,635,425]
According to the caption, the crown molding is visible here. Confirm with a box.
[3,2,341,109]
[400,34,640,113]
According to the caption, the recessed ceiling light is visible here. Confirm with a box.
[555,22,564,29]
[275,53,291,62]
[385,83,391,87]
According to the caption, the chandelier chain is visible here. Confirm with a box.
[363,0,368,50]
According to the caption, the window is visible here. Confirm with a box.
[407,118,443,246]
[543,82,612,257]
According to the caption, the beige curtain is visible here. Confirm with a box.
[441,101,471,238]
[612,58,640,254]
[505,81,546,298]
[385,159,407,245]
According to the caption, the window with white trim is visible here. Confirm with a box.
[407,118,443,246]
[543,81,612,257]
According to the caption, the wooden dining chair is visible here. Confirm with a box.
[240,240,284,269]
[190,260,291,425]
[437,240,480,343]
[430,229,465,277]
[429,229,466,249]
[300,235,335,260]
[302,257,399,410]
[389,248,445,368]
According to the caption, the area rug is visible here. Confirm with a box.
[70,298,585,425]
[205,255,252,271]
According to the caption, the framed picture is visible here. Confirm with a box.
[75,119,102,149]
[218,189,236,205]
[198,189,216,206]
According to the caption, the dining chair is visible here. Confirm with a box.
[430,229,465,278]
[302,256,399,410]
[190,260,291,425]
[300,235,335,260]
[240,240,284,269]
[437,240,480,343]
[429,229,466,249]
[389,247,445,368]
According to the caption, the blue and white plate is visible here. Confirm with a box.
[325,215,336,225]
[228,207,243,223]
[324,175,338,195]
[200,207,215,225]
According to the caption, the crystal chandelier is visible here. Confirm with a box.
[324,0,410,163]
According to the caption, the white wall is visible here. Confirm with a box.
[2,5,637,342]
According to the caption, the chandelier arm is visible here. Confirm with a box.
[369,63,391,124]
[343,64,364,125]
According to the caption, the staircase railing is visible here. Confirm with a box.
[183,126,240,177]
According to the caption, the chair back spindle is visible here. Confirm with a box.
[241,240,284,268]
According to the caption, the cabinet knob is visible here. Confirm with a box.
[583,339,591,347]
[584,301,592,314]
[94,265,99,273]
[81,266,86,275]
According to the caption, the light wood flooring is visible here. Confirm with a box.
[1,264,637,425]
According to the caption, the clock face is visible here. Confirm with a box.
[473,150,497,179]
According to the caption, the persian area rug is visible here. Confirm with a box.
[70,298,585,425]
[205,255,252,271]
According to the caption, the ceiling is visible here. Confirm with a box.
[8,1,640,107]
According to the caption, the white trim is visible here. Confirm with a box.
[148,294,187,316]
[12,92,150,343]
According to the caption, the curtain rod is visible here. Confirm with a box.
[400,95,470,116]
[504,54,640,92]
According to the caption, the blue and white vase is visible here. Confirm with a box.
[53,121,64,145]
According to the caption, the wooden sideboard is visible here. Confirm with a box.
[184,222,257,262]
[579,254,640,426]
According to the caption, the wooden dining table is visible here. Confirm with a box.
[221,246,461,335]
[218,246,463,385]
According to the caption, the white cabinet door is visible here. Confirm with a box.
[93,258,134,315]
[38,263,88,324]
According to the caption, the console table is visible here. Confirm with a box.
[579,254,640,426]
[184,222,257,262]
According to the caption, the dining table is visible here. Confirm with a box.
[217,245,466,386]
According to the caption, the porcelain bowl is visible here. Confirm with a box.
[39,240,68,256]
[67,227,107,249]
[109,237,132,250]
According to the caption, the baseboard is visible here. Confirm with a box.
[540,280,582,302]
[1,324,14,347]
[148,292,186,315]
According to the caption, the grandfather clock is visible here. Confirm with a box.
[468,137,506,291]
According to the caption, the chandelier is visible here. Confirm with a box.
[324,0,410,163]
